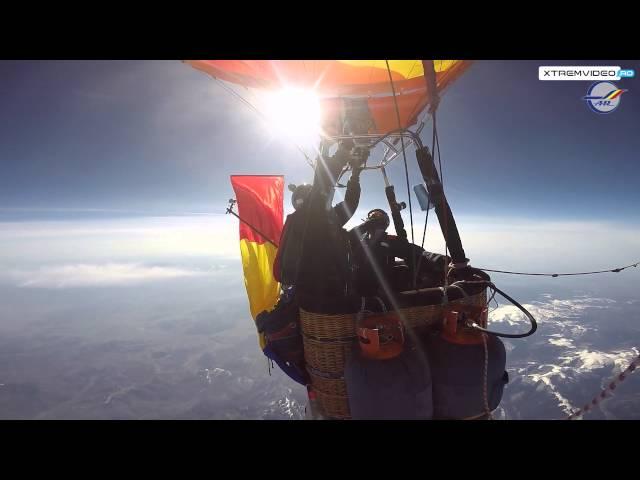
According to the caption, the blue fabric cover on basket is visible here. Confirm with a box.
[344,338,433,420]
[423,332,508,419]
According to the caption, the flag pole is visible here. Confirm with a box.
[226,199,279,248]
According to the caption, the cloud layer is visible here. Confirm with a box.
[8,263,209,288]
[0,215,239,264]
[490,294,639,417]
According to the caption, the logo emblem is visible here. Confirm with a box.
[583,81,627,114]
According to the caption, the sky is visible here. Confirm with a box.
[0,60,639,419]
[0,59,638,270]
[1,60,638,218]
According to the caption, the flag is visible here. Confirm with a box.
[230,175,284,346]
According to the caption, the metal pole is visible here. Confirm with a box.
[226,200,279,248]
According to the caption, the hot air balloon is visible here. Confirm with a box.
[186,60,537,420]
[186,60,469,137]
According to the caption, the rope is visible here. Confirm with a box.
[567,351,640,420]
[385,60,416,281]
[478,261,639,278]
[422,106,450,287]
[421,196,431,250]
[406,111,435,291]
[411,196,432,290]
[418,106,435,254]
[432,113,450,290]
[481,333,493,420]
[486,286,498,312]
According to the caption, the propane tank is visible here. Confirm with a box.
[345,313,433,420]
[423,304,508,419]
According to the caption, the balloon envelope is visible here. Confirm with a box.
[186,60,471,136]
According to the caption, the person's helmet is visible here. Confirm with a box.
[289,183,313,210]
[366,208,390,231]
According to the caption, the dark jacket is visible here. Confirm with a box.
[274,163,361,286]
[349,229,450,296]
[293,147,362,300]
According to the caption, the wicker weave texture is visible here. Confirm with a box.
[301,289,488,420]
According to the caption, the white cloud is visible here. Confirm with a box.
[559,348,639,374]
[489,305,531,326]
[1,214,639,274]
[203,368,233,384]
[489,296,615,336]
[548,337,574,348]
[8,263,209,288]
[489,292,640,417]
[0,215,240,263]
[408,217,640,273]
[527,363,576,414]
[521,345,639,416]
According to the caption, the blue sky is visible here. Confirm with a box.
[1,60,638,219]
[0,60,638,274]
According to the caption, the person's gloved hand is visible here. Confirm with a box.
[329,141,354,172]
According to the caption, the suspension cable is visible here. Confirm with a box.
[421,197,431,250]
[431,111,451,288]
[477,261,639,278]
[411,196,431,290]
[385,60,416,283]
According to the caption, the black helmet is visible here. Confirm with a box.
[366,208,390,231]
[289,183,313,210]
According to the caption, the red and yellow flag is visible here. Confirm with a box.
[230,175,284,346]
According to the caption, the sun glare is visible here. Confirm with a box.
[261,87,322,148]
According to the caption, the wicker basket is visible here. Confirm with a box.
[303,336,354,374]
[300,288,489,420]
[402,290,487,330]
[314,389,351,420]
[300,309,357,341]
[307,369,349,396]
